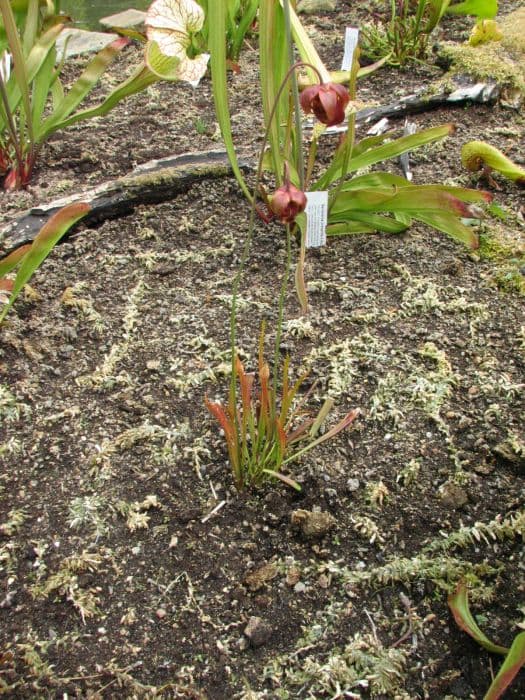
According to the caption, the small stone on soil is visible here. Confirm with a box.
[291,509,336,538]
[243,616,272,648]
[438,481,469,509]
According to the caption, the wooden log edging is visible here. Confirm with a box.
[0,149,247,252]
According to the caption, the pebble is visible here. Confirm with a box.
[243,616,272,648]
[346,478,360,493]
[291,509,336,538]
[156,608,167,619]
[438,481,468,509]
[294,582,306,594]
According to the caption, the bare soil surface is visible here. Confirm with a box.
[1,2,524,698]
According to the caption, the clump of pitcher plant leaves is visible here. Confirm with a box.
[206,324,359,491]
[0,0,209,189]
[207,0,493,316]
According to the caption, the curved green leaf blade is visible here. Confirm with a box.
[414,211,479,248]
[38,37,130,137]
[484,632,525,700]
[315,124,454,190]
[0,202,90,323]
[448,583,508,656]
[328,211,410,234]
[37,62,159,136]
[446,0,498,18]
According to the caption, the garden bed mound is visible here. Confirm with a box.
[1,2,524,698]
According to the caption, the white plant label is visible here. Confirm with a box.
[305,191,328,248]
[341,27,359,71]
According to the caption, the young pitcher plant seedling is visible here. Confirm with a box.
[0,202,90,322]
[206,323,359,491]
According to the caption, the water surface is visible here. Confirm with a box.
[60,1,150,29]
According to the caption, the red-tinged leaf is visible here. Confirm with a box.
[226,59,241,74]
[262,468,301,491]
[0,203,90,323]
[448,582,508,655]
[285,408,360,465]
[415,211,479,249]
[205,397,236,446]
[315,124,453,189]
[484,632,525,700]
[287,417,315,444]
[236,356,254,437]
[0,244,31,278]
[259,362,271,422]
[332,186,479,216]
[315,408,360,445]
[0,279,14,292]
[275,418,287,453]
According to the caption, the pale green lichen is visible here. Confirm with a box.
[77,280,145,389]
[0,384,31,422]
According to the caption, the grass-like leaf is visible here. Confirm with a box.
[207,0,252,202]
[0,202,90,322]
[448,582,508,655]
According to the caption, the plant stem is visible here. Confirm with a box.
[272,222,292,402]
[282,0,304,189]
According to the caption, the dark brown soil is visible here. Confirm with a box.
[1,2,524,698]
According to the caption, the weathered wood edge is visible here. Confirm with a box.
[0,149,249,253]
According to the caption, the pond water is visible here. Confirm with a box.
[60,1,150,29]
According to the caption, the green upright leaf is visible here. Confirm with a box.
[2,23,63,119]
[30,40,55,132]
[230,0,258,60]
[0,0,34,144]
[207,0,252,201]
[0,203,90,322]
[259,0,285,185]
[448,583,508,656]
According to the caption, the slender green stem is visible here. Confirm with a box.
[229,59,319,415]
[0,76,24,172]
[283,0,304,189]
[229,59,320,342]
[272,222,292,402]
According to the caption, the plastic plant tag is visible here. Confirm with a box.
[305,191,328,248]
[341,27,359,71]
